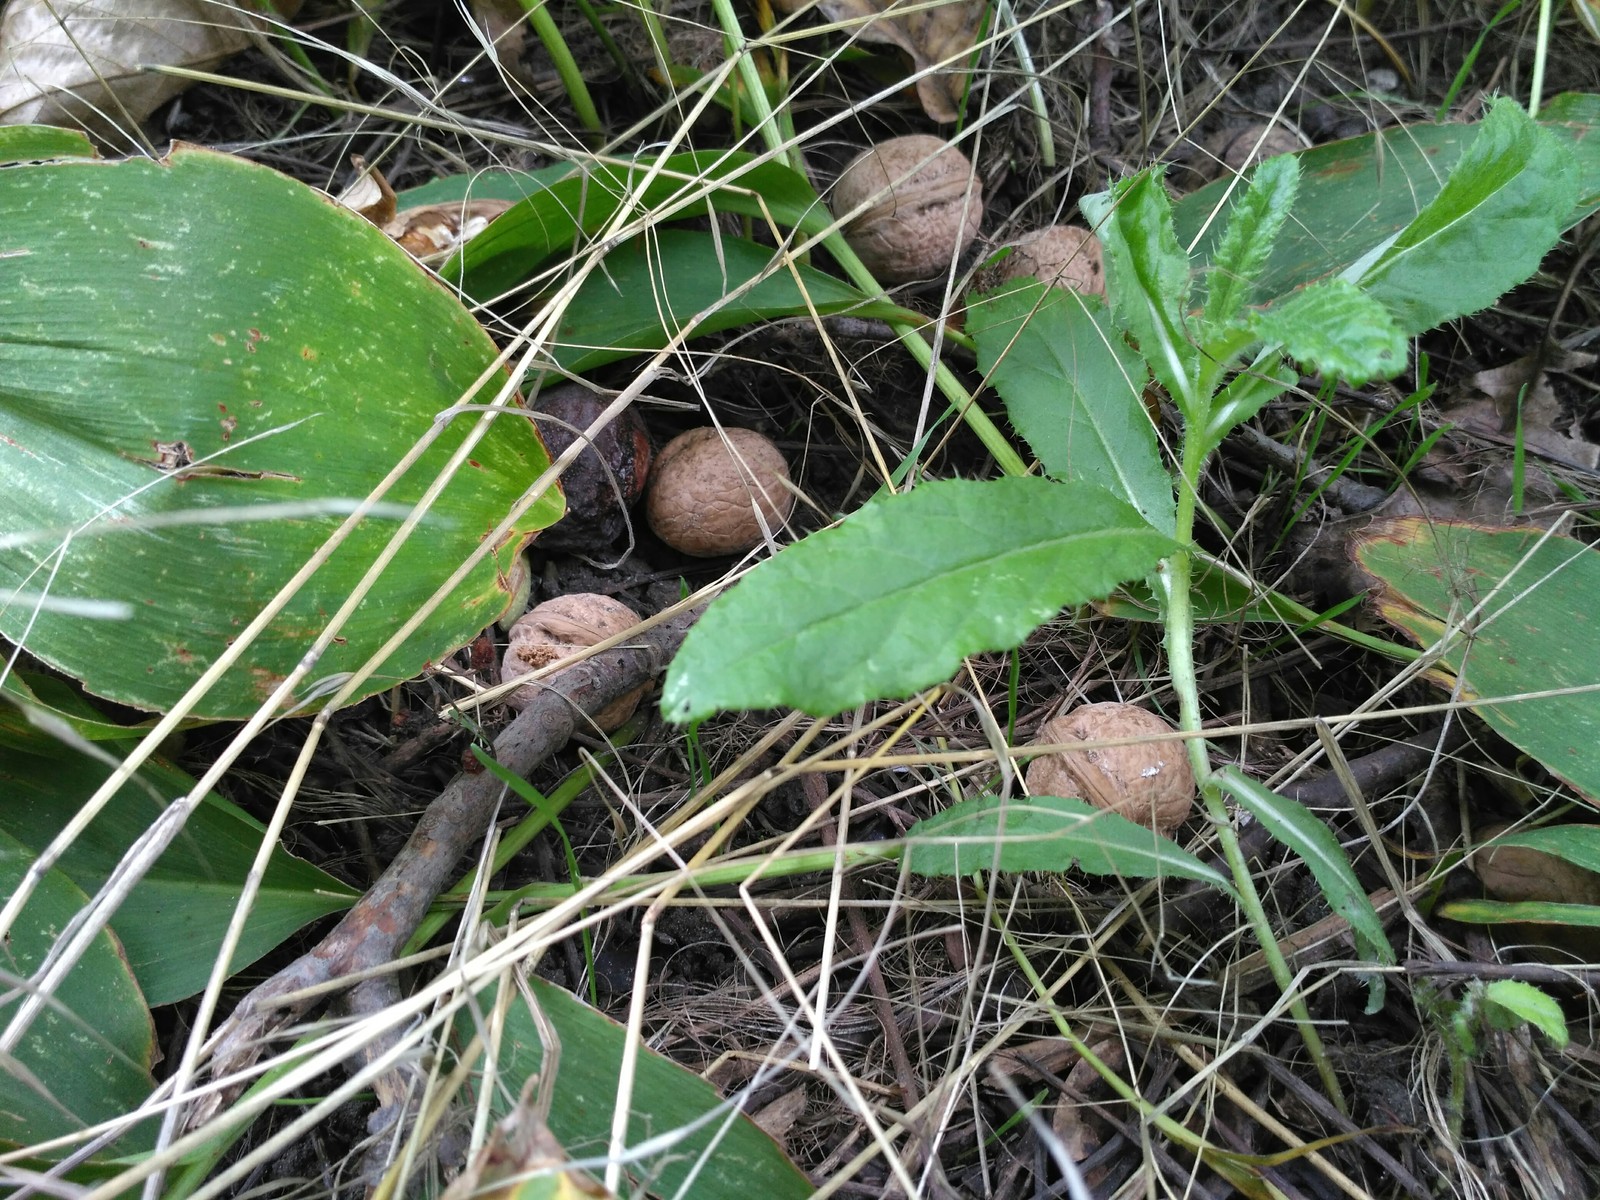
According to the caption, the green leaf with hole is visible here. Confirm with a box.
[1081,170,1202,418]
[0,145,563,719]
[0,828,158,1157]
[969,281,1175,533]
[549,229,902,374]
[449,149,832,300]
[0,731,356,1007]
[1217,766,1395,1009]
[1173,93,1600,309]
[1354,518,1600,803]
[1360,98,1579,335]
[1246,278,1407,384]
[904,793,1233,892]
[463,975,811,1200]
[662,477,1177,722]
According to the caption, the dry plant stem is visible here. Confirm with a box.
[1164,436,1348,1115]
[190,608,701,1130]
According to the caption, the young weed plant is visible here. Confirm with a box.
[662,96,1583,1105]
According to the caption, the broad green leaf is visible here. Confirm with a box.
[662,477,1177,722]
[1361,98,1580,335]
[1437,898,1600,928]
[464,975,812,1200]
[1080,169,1202,418]
[0,124,95,164]
[1203,155,1300,333]
[0,828,158,1157]
[1482,825,1600,875]
[1353,518,1600,803]
[904,793,1234,892]
[1216,767,1395,1010]
[969,281,1175,533]
[450,150,832,300]
[0,737,357,1007]
[1481,979,1569,1046]
[549,229,902,374]
[1173,92,1600,307]
[0,145,563,719]
[393,164,578,209]
[1247,279,1407,384]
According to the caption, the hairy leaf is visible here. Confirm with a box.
[904,793,1233,891]
[1481,980,1569,1046]
[1218,767,1395,1010]
[1247,278,1408,384]
[1361,98,1580,334]
[1203,155,1301,332]
[969,281,1174,532]
[1081,170,1201,417]
[662,478,1177,722]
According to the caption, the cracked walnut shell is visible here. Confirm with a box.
[1024,702,1195,834]
[502,594,645,731]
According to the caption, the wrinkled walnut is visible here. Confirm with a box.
[973,224,1105,298]
[1024,702,1195,834]
[646,427,794,557]
[502,594,645,731]
[833,135,983,283]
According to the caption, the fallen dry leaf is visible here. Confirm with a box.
[0,0,294,143]
[776,0,985,123]
[1446,346,1600,470]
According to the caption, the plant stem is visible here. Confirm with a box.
[1163,427,1350,1115]
[518,0,603,135]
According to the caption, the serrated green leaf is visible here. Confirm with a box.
[1173,93,1600,305]
[1482,825,1600,875]
[1080,170,1202,417]
[1217,766,1395,1010]
[1247,279,1407,384]
[1481,979,1569,1046]
[1204,155,1301,333]
[661,477,1177,722]
[904,793,1234,892]
[969,282,1174,533]
[1361,98,1581,334]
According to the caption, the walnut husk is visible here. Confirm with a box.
[502,594,645,731]
[1024,702,1195,834]
[833,135,983,283]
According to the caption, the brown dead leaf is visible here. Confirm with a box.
[750,1083,809,1144]
[470,0,530,61]
[334,156,397,228]
[1448,347,1600,470]
[0,0,296,143]
[776,0,984,123]
[440,1094,615,1200]
[385,199,514,265]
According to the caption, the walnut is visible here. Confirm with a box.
[833,135,983,283]
[501,594,644,731]
[973,224,1105,298]
[646,427,794,557]
[1024,702,1195,834]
